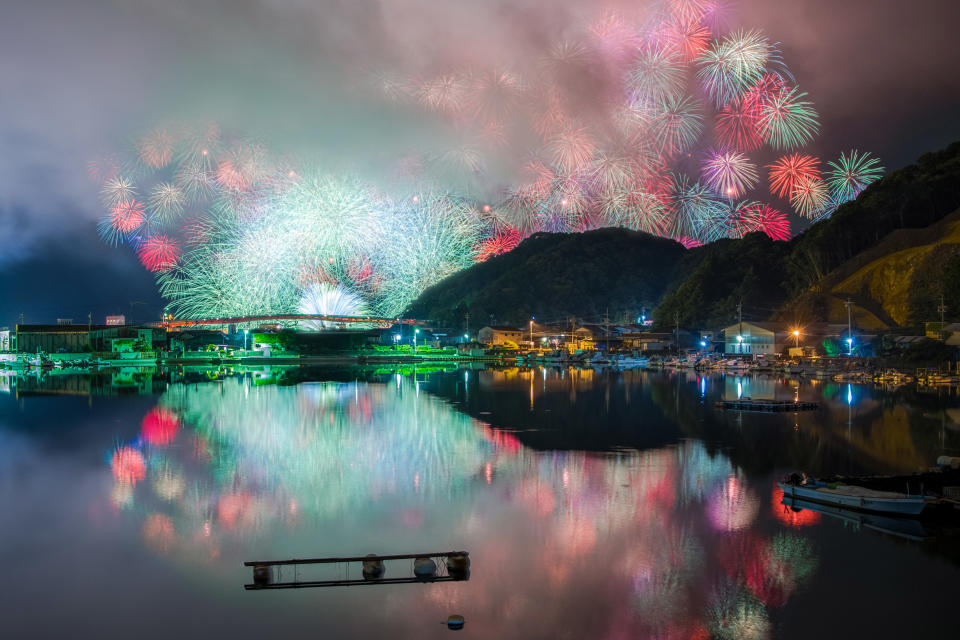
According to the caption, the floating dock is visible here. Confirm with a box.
[716,399,819,412]
[243,551,470,590]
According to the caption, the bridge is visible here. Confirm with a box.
[155,314,419,330]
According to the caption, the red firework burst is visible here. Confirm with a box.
[735,203,791,241]
[137,235,181,272]
[767,153,821,198]
[677,236,702,248]
[716,99,764,151]
[475,228,522,262]
[741,72,786,114]
[110,199,145,233]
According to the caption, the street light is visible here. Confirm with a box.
[792,329,800,349]
[414,328,420,353]
[846,337,853,356]
[737,334,743,354]
[243,329,249,351]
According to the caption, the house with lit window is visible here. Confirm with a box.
[721,321,786,356]
[478,326,524,347]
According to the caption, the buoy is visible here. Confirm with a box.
[413,557,437,580]
[447,615,465,630]
[446,552,470,580]
[362,554,385,580]
[252,564,271,586]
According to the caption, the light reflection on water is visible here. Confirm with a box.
[105,375,816,639]
[4,366,960,638]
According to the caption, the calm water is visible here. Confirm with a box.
[1,366,959,639]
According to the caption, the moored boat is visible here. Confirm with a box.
[778,476,927,516]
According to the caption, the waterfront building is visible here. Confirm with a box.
[477,325,524,347]
[721,321,786,356]
[15,324,107,353]
[0,328,12,351]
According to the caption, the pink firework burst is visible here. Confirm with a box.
[216,156,252,192]
[733,203,791,241]
[767,153,821,199]
[137,235,181,272]
[110,199,146,233]
[677,236,703,249]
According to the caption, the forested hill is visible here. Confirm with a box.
[653,141,960,330]
[404,228,687,329]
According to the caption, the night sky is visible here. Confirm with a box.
[2,0,959,326]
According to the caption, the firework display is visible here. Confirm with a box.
[91,2,883,320]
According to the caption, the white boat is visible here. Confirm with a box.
[610,354,650,369]
[778,479,927,516]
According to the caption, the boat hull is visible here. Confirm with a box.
[777,482,926,515]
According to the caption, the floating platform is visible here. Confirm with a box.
[716,399,819,412]
[243,551,470,590]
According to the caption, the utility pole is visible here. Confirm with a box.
[674,310,680,354]
[604,308,609,353]
[844,299,853,356]
[737,298,743,354]
[938,295,947,339]
[464,311,470,338]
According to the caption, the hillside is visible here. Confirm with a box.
[781,209,960,329]
[404,228,688,330]
[655,141,960,330]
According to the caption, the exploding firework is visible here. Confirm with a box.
[627,47,686,106]
[546,123,596,172]
[96,1,882,318]
[731,203,790,241]
[298,282,371,329]
[137,235,181,272]
[696,30,771,107]
[757,86,819,150]
[766,154,821,199]
[790,176,832,219]
[825,150,884,202]
[701,148,759,198]
[670,174,730,242]
[715,99,764,152]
